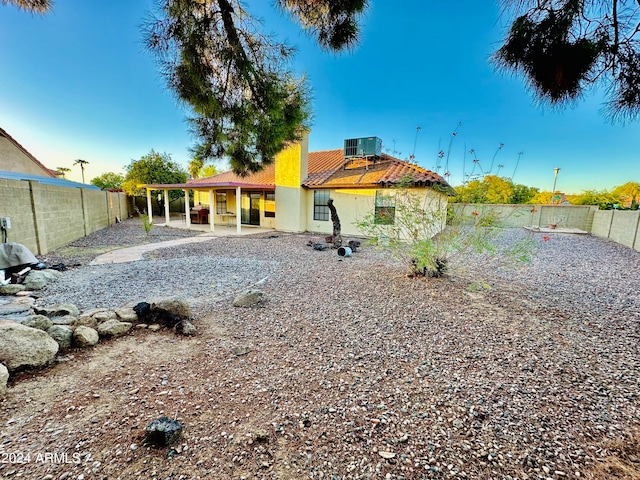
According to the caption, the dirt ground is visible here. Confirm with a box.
[1,228,639,480]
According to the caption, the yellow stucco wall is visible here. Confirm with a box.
[304,187,448,238]
[274,133,309,232]
[275,186,307,232]
[274,135,309,188]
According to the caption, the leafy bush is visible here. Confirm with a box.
[357,187,536,278]
[134,207,154,235]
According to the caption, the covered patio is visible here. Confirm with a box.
[143,179,276,235]
[153,215,275,236]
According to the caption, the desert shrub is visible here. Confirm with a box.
[357,188,536,278]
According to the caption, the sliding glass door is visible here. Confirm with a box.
[241,192,261,226]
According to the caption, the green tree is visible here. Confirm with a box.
[512,183,539,204]
[454,176,538,204]
[571,189,624,209]
[123,150,187,213]
[188,157,204,179]
[494,0,640,121]
[90,172,124,190]
[188,157,218,179]
[74,159,89,184]
[1,0,51,13]
[454,179,489,203]
[201,165,217,178]
[529,190,553,204]
[484,175,514,204]
[612,181,640,209]
[144,0,367,176]
[56,167,71,179]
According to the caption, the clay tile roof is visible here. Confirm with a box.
[171,147,453,193]
[188,163,276,188]
[186,149,347,189]
[302,151,453,192]
[304,149,347,186]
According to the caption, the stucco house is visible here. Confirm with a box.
[144,134,453,237]
[0,127,58,177]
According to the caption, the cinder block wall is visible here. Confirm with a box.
[31,182,87,253]
[0,178,131,255]
[0,178,39,251]
[81,188,110,236]
[592,210,640,251]
[452,204,597,231]
[106,191,130,224]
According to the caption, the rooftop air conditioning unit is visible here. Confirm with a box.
[344,137,382,158]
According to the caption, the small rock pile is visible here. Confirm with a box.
[0,277,197,396]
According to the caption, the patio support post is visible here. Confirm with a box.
[146,188,153,223]
[236,186,241,234]
[184,189,191,228]
[164,189,170,225]
[208,188,215,232]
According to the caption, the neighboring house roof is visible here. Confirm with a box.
[148,149,452,192]
[0,127,56,178]
[0,170,101,190]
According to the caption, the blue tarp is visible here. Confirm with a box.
[0,170,101,190]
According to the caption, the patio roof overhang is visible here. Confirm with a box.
[144,182,275,190]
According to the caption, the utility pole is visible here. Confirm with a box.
[550,167,560,204]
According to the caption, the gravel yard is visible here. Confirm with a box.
[1,219,639,480]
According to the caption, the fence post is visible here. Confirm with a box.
[79,188,88,237]
[606,210,615,239]
[631,211,640,250]
[28,181,45,255]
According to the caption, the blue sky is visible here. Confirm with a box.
[0,1,638,193]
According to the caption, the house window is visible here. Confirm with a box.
[314,190,330,221]
[216,192,227,214]
[264,192,275,218]
[375,190,395,225]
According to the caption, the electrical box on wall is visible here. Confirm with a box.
[0,217,11,229]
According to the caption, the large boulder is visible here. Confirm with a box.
[0,284,26,295]
[19,315,53,331]
[233,290,264,307]
[145,417,184,447]
[76,308,104,328]
[73,326,99,347]
[174,320,197,336]
[151,298,191,319]
[75,315,98,328]
[97,319,132,338]
[76,308,116,326]
[133,298,190,328]
[0,302,31,317]
[115,307,138,322]
[47,325,74,349]
[0,363,8,396]
[34,302,79,318]
[22,270,62,291]
[0,321,59,372]
[51,315,77,326]
[93,310,117,323]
